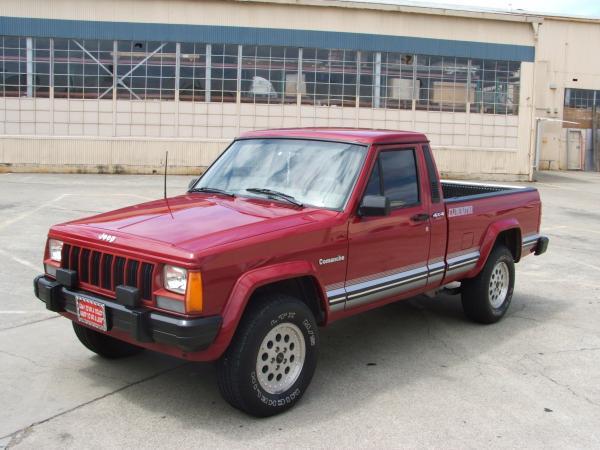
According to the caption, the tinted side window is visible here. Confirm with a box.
[380,150,419,207]
[364,159,382,196]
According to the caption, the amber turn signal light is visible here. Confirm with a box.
[185,271,203,313]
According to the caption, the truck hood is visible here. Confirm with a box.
[56,194,337,254]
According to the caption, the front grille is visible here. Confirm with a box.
[61,244,155,301]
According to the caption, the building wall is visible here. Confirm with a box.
[0,0,539,180]
[535,18,600,170]
[0,94,532,179]
[0,0,536,46]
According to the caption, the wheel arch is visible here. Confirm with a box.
[471,219,522,276]
[495,228,523,262]
[208,261,328,360]
[250,277,326,324]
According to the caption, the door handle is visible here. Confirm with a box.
[410,213,429,222]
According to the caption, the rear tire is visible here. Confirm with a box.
[461,245,515,324]
[216,293,319,417]
[72,322,144,358]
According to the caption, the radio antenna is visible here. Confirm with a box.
[163,151,168,199]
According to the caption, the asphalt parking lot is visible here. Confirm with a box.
[0,170,599,449]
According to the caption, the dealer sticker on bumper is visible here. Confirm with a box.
[76,296,107,331]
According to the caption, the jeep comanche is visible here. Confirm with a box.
[34,128,549,416]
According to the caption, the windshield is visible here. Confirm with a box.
[195,139,368,210]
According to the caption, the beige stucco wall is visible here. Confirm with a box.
[0,0,539,180]
[0,135,226,174]
[0,77,535,179]
[1,0,536,46]
[535,18,600,170]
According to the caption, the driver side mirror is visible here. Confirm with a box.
[188,177,199,190]
[358,195,391,217]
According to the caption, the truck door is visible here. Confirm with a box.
[421,143,447,288]
[345,144,431,310]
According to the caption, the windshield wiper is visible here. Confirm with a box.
[189,187,235,197]
[246,188,304,207]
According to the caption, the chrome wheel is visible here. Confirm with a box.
[255,322,306,395]
[489,261,509,308]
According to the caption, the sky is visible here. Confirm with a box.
[340,0,600,17]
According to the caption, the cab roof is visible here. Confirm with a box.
[238,128,429,145]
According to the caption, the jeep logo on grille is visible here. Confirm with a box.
[98,233,116,243]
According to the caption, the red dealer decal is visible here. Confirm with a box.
[76,296,107,331]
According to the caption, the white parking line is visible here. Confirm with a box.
[0,194,67,230]
[0,193,153,233]
[562,255,600,272]
[0,248,40,273]
[0,311,56,315]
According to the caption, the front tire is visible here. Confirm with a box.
[72,322,144,358]
[461,245,515,324]
[216,293,319,417]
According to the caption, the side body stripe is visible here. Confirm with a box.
[325,250,480,311]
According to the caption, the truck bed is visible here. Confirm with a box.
[441,179,541,286]
[442,180,536,203]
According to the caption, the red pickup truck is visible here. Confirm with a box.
[35,128,548,416]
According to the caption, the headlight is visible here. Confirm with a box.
[163,265,187,294]
[48,239,63,262]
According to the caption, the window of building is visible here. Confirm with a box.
[470,59,520,115]
[240,46,299,104]
[507,61,521,115]
[329,49,357,107]
[439,57,469,113]
[53,39,113,99]
[0,36,26,97]
[563,88,600,129]
[302,48,357,106]
[116,41,176,100]
[564,88,596,109]
[415,56,469,112]
[180,42,206,102]
[0,36,50,98]
[358,51,375,108]
[53,38,76,98]
[211,44,238,103]
[52,38,69,98]
[380,52,415,110]
[416,55,439,111]
[32,38,51,98]
[0,34,522,116]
